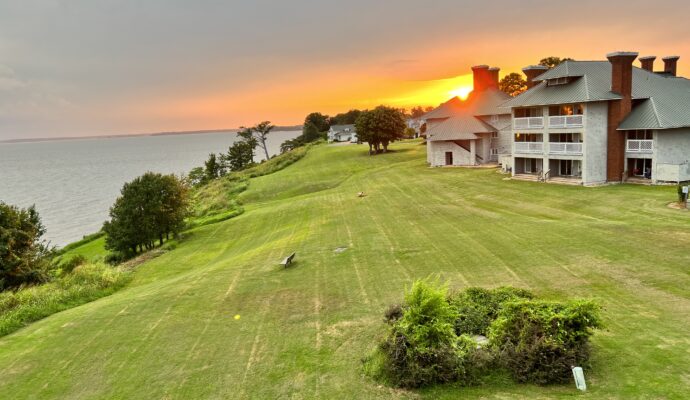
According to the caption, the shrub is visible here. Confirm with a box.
[383,303,403,324]
[448,286,533,336]
[377,280,462,388]
[489,299,601,384]
[0,262,130,337]
[59,254,88,274]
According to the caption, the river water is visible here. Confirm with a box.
[0,130,301,247]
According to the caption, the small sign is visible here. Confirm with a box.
[682,186,689,194]
[572,366,587,391]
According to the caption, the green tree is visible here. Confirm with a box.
[240,121,275,161]
[499,72,528,97]
[330,109,362,125]
[354,105,406,154]
[103,172,189,257]
[303,112,330,134]
[301,121,321,143]
[539,56,573,69]
[187,166,206,187]
[204,153,223,181]
[223,139,256,171]
[0,202,52,290]
[409,106,429,119]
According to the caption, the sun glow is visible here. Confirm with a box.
[449,86,473,100]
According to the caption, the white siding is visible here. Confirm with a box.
[653,128,690,182]
[582,102,608,185]
[428,141,472,167]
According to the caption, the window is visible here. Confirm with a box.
[524,158,538,173]
[549,104,584,116]
[547,77,569,86]
[550,133,580,143]
[515,133,541,142]
[514,107,543,118]
[491,132,499,138]
[631,158,652,178]
[627,130,653,140]
[491,115,499,125]
[490,148,499,156]
[560,160,573,176]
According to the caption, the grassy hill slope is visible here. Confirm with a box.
[1,141,689,399]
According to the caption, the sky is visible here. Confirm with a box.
[1,0,689,140]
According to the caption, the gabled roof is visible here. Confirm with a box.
[502,61,622,108]
[330,124,355,132]
[422,89,511,121]
[503,60,690,130]
[421,97,464,120]
[619,71,690,130]
[426,114,495,142]
[423,88,510,142]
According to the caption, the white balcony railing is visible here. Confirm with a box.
[514,117,544,129]
[548,115,584,128]
[514,142,544,154]
[626,139,653,153]
[549,142,583,155]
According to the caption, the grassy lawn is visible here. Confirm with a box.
[1,141,689,399]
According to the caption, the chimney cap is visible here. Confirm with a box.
[471,64,489,70]
[606,51,639,58]
[488,67,500,71]
[662,55,680,61]
[639,55,656,61]
[522,65,549,71]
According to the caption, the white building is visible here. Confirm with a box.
[328,125,357,143]
[423,65,512,167]
[503,52,690,185]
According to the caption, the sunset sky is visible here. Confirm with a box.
[1,0,689,140]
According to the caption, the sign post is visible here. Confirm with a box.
[572,366,587,391]
[683,186,689,208]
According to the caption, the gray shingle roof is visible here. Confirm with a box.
[426,114,493,142]
[330,124,355,133]
[502,60,690,130]
[423,88,510,141]
[501,61,622,108]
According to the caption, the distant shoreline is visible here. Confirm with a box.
[0,125,303,144]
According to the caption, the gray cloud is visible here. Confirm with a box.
[1,0,689,139]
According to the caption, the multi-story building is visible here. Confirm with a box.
[423,65,512,167]
[503,52,690,185]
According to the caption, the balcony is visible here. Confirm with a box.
[514,142,544,154]
[549,142,583,155]
[626,139,653,153]
[514,117,544,130]
[548,115,583,128]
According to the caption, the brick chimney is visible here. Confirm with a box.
[472,65,490,92]
[662,56,680,76]
[488,67,500,90]
[522,65,548,89]
[639,56,655,72]
[606,51,638,182]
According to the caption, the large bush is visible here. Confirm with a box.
[448,286,533,336]
[376,280,487,388]
[0,202,52,290]
[370,284,601,389]
[489,299,602,384]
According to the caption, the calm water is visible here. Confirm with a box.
[0,131,300,247]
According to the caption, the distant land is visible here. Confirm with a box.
[0,125,303,144]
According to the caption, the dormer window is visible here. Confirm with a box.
[546,77,569,86]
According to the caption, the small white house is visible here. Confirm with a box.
[328,124,357,143]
